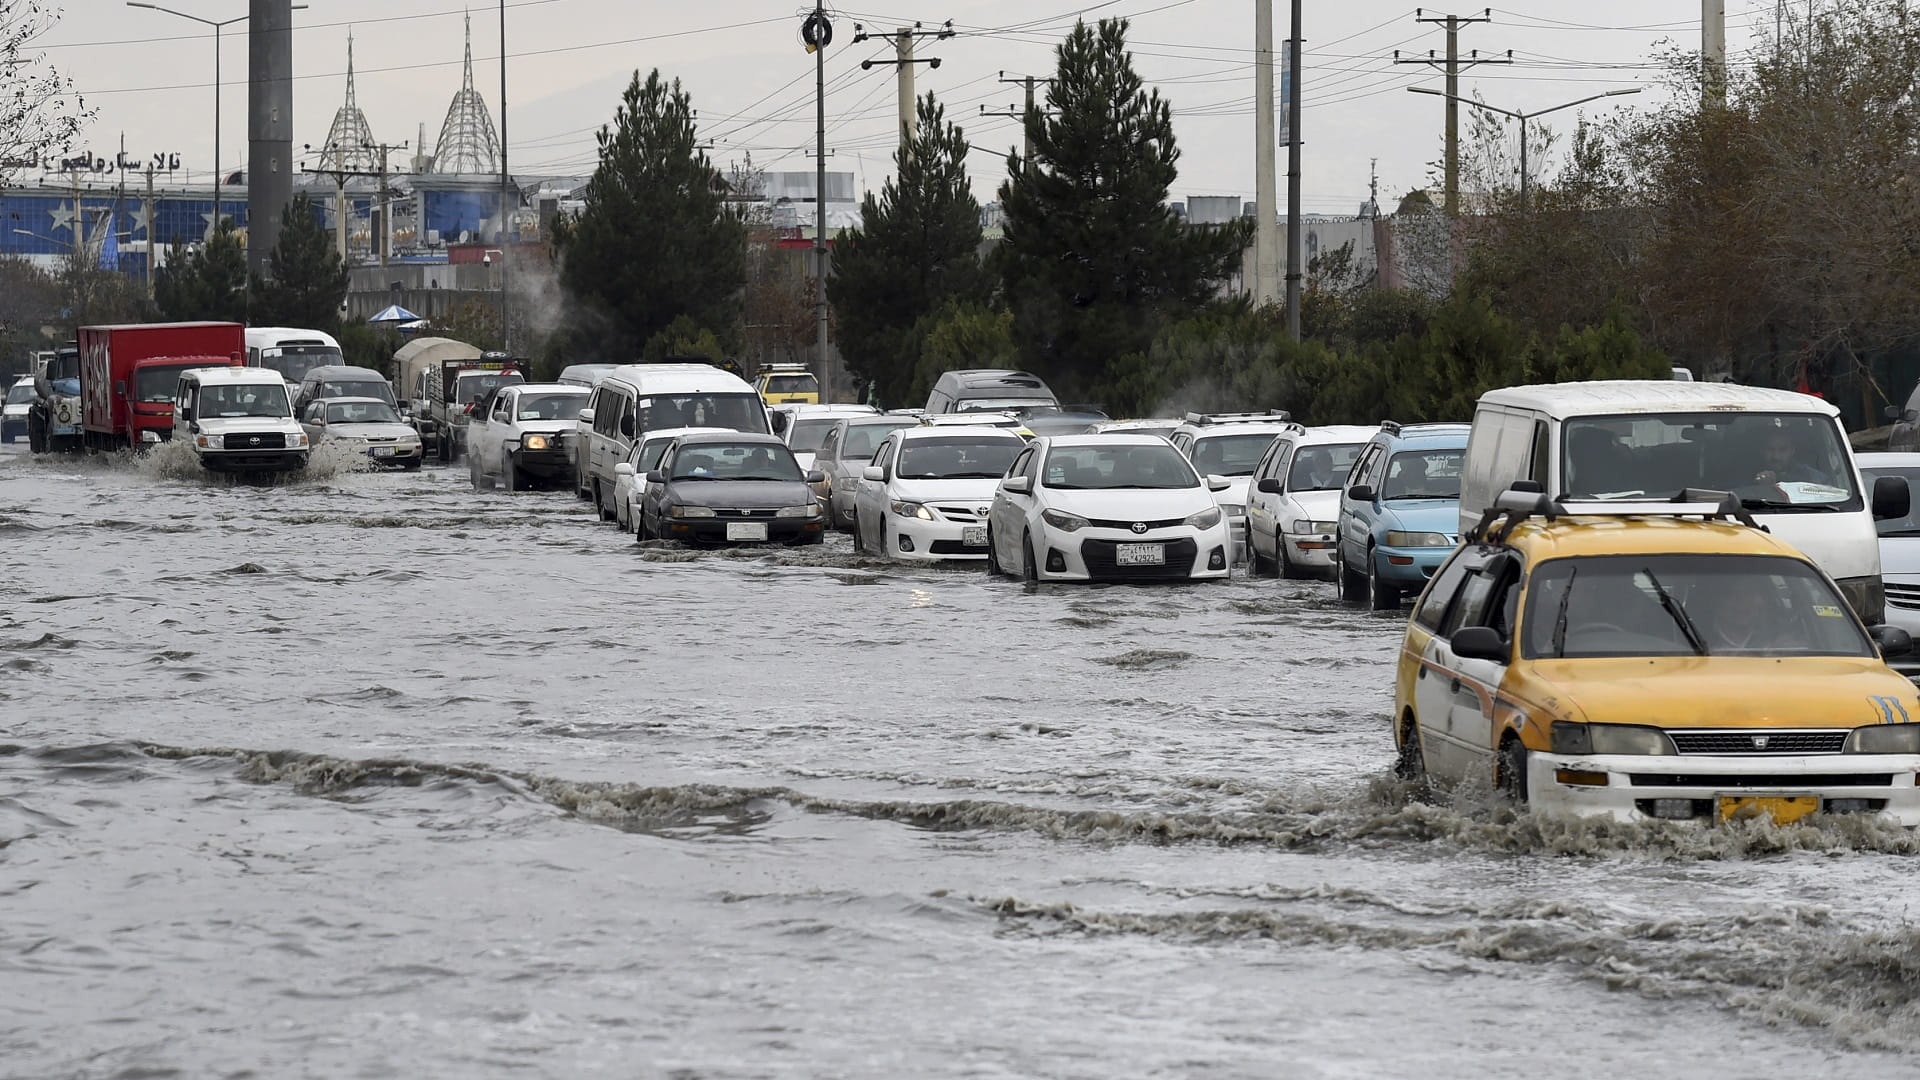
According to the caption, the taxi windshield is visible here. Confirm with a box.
[1521,554,1872,659]
[1563,413,1858,511]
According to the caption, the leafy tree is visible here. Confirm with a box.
[432,298,502,351]
[1,3,91,190]
[154,219,247,323]
[997,18,1251,401]
[640,313,725,365]
[828,92,985,409]
[901,301,1015,407]
[554,69,744,362]
[251,193,348,330]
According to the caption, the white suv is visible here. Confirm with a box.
[173,367,310,475]
[851,425,1027,562]
[467,383,590,491]
[1167,411,1298,561]
[1245,424,1377,578]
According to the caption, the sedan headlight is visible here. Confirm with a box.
[668,505,716,518]
[1184,506,1223,530]
[1550,721,1676,756]
[776,504,821,518]
[1385,530,1450,548]
[1847,724,1920,754]
[1293,519,1337,534]
[1041,508,1090,532]
[1218,503,1246,517]
[195,434,224,449]
[891,500,934,520]
[522,434,552,451]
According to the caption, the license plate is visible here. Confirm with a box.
[1115,543,1165,566]
[726,522,768,541]
[961,526,987,547]
[371,446,395,457]
[1717,795,1820,825]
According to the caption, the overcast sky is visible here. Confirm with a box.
[34,1,1777,214]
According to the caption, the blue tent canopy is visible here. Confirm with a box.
[368,304,420,323]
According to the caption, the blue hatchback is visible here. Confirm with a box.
[1335,422,1470,609]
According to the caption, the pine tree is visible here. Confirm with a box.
[154,219,248,323]
[828,92,985,408]
[252,193,349,330]
[997,18,1251,402]
[554,69,744,362]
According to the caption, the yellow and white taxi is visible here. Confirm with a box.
[1393,488,1920,825]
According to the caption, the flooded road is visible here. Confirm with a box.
[4,442,1920,1078]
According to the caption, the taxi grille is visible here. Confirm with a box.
[1667,729,1849,756]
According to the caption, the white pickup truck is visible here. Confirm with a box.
[467,383,591,491]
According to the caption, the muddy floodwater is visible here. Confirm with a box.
[5,442,1920,1078]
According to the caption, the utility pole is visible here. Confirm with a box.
[248,0,296,276]
[1284,0,1302,340]
[1253,1,1279,310]
[143,164,157,299]
[982,73,1053,161]
[803,6,833,398]
[498,0,512,352]
[854,21,953,153]
[1702,0,1726,105]
[1407,87,1640,207]
[1395,9,1509,215]
[305,139,408,268]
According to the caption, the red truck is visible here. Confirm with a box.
[79,322,246,449]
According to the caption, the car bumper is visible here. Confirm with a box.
[886,514,991,561]
[1282,529,1339,574]
[1033,524,1232,582]
[660,514,826,544]
[360,444,422,466]
[1374,543,1453,586]
[200,449,310,473]
[511,446,572,479]
[1525,750,1920,825]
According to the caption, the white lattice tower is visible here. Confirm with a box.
[432,12,499,174]
[319,33,379,172]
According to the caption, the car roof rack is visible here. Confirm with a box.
[1466,486,1764,544]
[1378,419,1470,436]
[1185,409,1292,426]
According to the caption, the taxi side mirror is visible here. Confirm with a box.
[1871,625,1913,659]
[1451,626,1509,662]
[1256,477,1282,494]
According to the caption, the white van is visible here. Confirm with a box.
[1460,380,1911,623]
[577,363,771,519]
[245,327,344,387]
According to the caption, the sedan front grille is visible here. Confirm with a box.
[1887,582,1920,610]
[1667,729,1849,756]
[1079,537,1199,579]
[713,508,776,518]
[1086,516,1186,531]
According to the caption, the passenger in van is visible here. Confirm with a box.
[1567,427,1637,496]
[1754,428,1826,487]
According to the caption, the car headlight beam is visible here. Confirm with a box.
[522,434,551,451]
[891,500,935,521]
[1550,722,1676,756]
[1385,530,1451,548]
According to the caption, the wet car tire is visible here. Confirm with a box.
[593,482,615,523]
[1338,544,1368,602]
[1498,737,1530,803]
[1021,529,1039,583]
[1249,534,1276,578]
[1278,537,1308,580]
[468,456,488,491]
[1367,552,1401,610]
[985,526,1003,576]
[1394,716,1427,786]
[506,461,526,493]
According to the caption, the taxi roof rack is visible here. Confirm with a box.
[1467,485,1763,544]
[1185,409,1292,426]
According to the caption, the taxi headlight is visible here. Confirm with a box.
[669,505,716,519]
[1550,722,1676,756]
[196,434,224,449]
[1847,724,1920,754]
[1386,530,1451,548]
[1041,508,1090,532]
[891,500,934,521]
[522,434,551,451]
[776,504,820,518]
[1185,506,1223,530]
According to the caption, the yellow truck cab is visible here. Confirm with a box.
[1394,486,1920,825]
[754,363,821,405]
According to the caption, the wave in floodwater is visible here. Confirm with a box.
[3,440,378,484]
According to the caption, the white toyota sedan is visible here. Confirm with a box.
[852,425,1027,562]
[985,434,1233,582]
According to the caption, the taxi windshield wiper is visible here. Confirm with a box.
[1643,568,1707,656]
[1739,497,1840,512]
[1552,566,1578,658]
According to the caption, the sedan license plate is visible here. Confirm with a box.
[961,526,987,548]
[371,446,395,457]
[726,522,769,542]
[1717,795,1819,825]
[1115,542,1166,566]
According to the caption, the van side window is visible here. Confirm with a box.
[1529,421,1551,489]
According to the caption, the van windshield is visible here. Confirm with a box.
[636,392,770,436]
[259,345,343,384]
[1563,413,1858,511]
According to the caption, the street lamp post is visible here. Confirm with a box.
[126,2,306,233]
[1407,86,1641,206]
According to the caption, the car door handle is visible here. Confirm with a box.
[1450,678,1462,694]
[1417,666,1427,680]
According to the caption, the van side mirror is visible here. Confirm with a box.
[619,414,635,438]
[1347,483,1376,503]
[1871,625,1913,659]
[1451,625,1509,662]
[770,411,789,434]
[1256,477,1282,494]
[1873,475,1911,521]
[179,407,194,422]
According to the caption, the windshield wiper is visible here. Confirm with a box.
[1643,568,1707,656]
[1739,497,1840,512]
[1552,566,1578,658]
